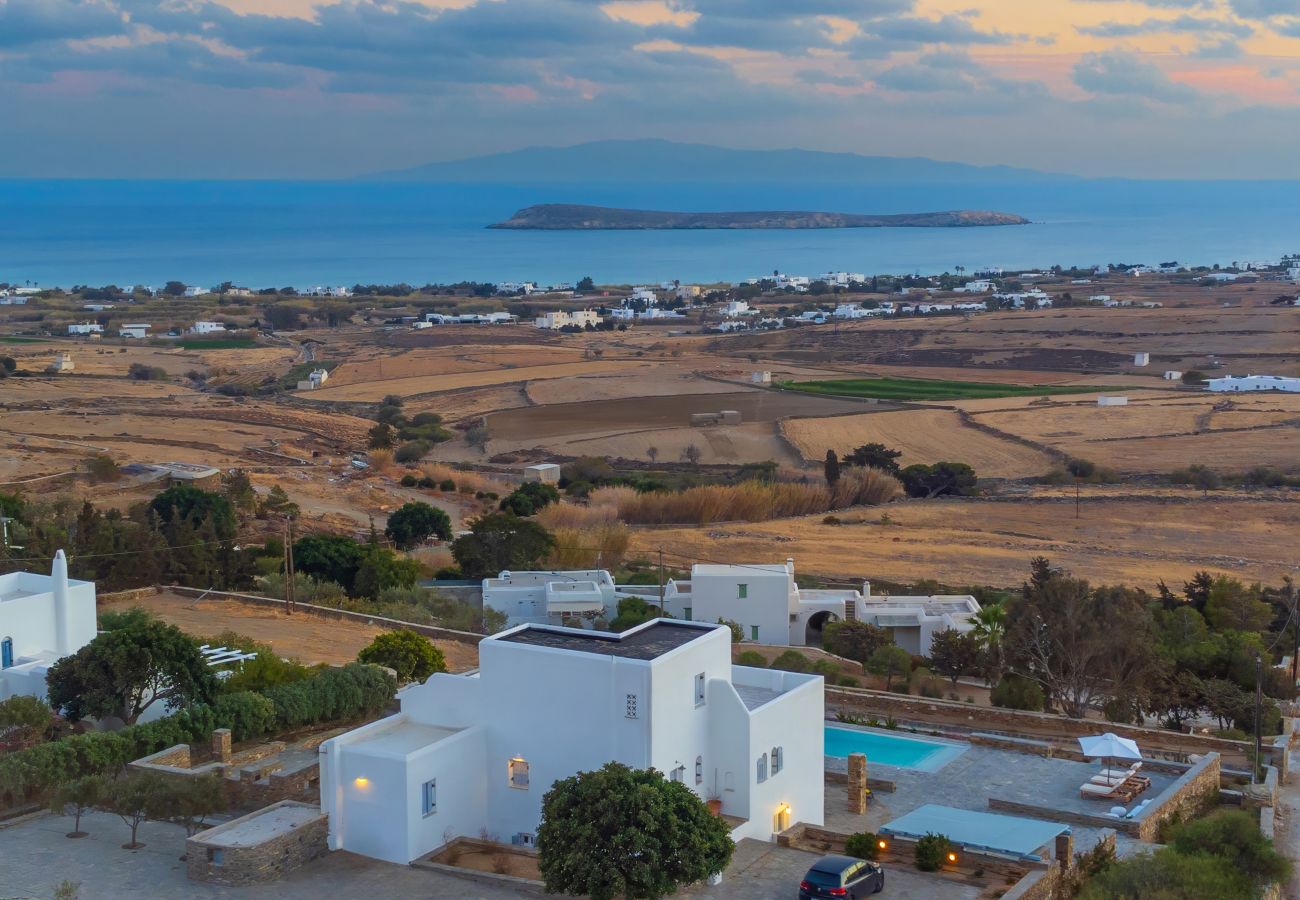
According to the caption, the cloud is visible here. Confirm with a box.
[1072,50,1201,103]
[0,0,126,49]
[1228,0,1299,18]
[1079,15,1254,37]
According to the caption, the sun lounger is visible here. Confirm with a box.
[1090,772,1150,790]
[1080,781,1137,801]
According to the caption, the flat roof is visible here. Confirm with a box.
[881,804,1069,860]
[352,721,462,757]
[194,802,323,848]
[496,620,716,660]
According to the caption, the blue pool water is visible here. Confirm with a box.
[824,726,966,772]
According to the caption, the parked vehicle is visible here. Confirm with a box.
[798,854,884,898]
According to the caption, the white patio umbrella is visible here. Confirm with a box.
[1079,733,1142,784]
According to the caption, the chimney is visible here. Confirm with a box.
[51,549,71,655]
[862,580,872,600]
[786,558,795,574]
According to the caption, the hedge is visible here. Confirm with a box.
[0,663,395,806]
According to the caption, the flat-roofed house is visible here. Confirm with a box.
[482,569,616,629]
[319,619,824,864]
[0,551,97,700]
[637,559,980,654]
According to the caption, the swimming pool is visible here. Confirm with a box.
[824,726,967,772]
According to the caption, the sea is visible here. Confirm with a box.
[2,178,1299,287]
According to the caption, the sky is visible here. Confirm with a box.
[1,0,1299,179]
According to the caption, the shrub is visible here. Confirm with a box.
[357,631,447,684]
[418,476,435,488]
[770,650,811,673]
[0,695,54,732]
[400,474,417,487]
[838,675,860,687]
[86,454,121,483]
[385,501,452,548]
[439,478,456,491]
[394,440,431,463]
[1169,809,1290,885]
[735,651,768,667]
[262,663,396,731]
[844,831,881,861]
[990,674,1045,711]
[914,833,951,872]
[212,692,277,741]
[499,482,560,517]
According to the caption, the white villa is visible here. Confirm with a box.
[535,310,601,330]
[0,551,97,700]
[189,321,226,335]
[295,368,331,391]
[118,323,150,339]
[1206,374,1300,393]
[67,322,103,336]
[644,561,980,655]
[319,620,824,864]
[482,569,616,630]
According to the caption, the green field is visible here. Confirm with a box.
[778,377,1107,401]
[0,336,48,344]
[177,338,258,350]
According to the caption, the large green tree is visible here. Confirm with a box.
[451,513,555,578]
[384,502,452,549]
[293,533,366,592]
[357,630,446,683]
[536,762,734,900]
[46,613,217,725]
[822,620,890,665]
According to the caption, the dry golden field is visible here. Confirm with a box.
[629,488,1300,588]
[782,408,1054,477]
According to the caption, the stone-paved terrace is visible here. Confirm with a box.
[825,743,1172,856]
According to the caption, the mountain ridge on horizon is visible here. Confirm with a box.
[363,139,1077,185]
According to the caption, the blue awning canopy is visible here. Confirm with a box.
[880,804,1069,861]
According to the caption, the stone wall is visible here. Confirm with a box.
[187,802,328,886]
[828,687,1255,764]
[999,866,1061,900]
[167,586,484,646]
[1134,752,1221,841]
[95,586,159,607]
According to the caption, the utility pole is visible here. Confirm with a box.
[1287,577,1298,685]
[284,517,297,616]
[1074,476,1081,520]
[658,548,665,603]
[1253,651,1263,785]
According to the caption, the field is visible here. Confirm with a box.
[177,337,258,350]
[782,409,1054,477]
[779,376,1109,401]
[628,487,1300,589]
[98,590,480,671]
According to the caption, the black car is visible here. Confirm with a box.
[798,854,884,898]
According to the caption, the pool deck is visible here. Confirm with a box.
[823,743,1168,857]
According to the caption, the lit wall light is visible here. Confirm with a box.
[354,776,369,788]
[946,852,958,864]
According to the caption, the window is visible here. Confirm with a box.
[625,693,638,719]
[737,583,748,599]
[0,638,11,670]
[771,747,783,775]
[756,753,768,783]
[509,758,529,789]
[695,756,703,785]
[683,606,692,620]
[694,672,706,707]
[750,625,759,641]
[422,779,437,816]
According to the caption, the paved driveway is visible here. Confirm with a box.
[1,813,977,900]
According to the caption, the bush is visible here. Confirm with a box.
[1169,809,1290,885]
[385,501,452,548]
[400,474,417,487]
[418,476,436,489]
[212,692,277,741]
[844,831,881,861]
[438,478,456,492]
[261,663,396,732]
[219,651,311,694]
[914,833,951,872]
[735,651,768,668]
[394,440,431,463]
[770,650,811,673]
[357,631,447,684]
[0,695,54,732]
[990,674,1045,711]
[499,482,561,517]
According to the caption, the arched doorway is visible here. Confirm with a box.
[805,611,838,647]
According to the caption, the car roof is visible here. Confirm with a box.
[810,855,860,873]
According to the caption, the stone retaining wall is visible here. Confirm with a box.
[827,687,1255,763]
[96,586,159,607]
[187,801,328,886]
[167,586,484,647]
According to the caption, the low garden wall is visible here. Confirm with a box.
[96,586,159,606]
[167,586,485,647]
[827,687,1258,765]
[187,801,328,886]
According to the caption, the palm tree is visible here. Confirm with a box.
[971,604,1007,685]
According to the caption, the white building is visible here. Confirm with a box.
[67,322,103,335]
[751,371,772,384]
[1206,374,1300,393]
[0,551,97,701]
[496,282,536,295]
[1133,353,1150,367]
[296,368,331,391]
[188,321,226,335]
[721,300,754,318]
[534,310,601,330]
[1163,370,1182,381]
[1097,395,1129,406]
[638,560,979,655]
[482,570,616,630]
[832,304,870,320]
[522,463,561,484]
[183,286,207,298]
[955,280,995,293]
[50,352,74,373]
[319,620,824,864]
[677,285,702,300]
[118,323,150,339]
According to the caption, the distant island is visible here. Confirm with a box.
[490,204,1030,230]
